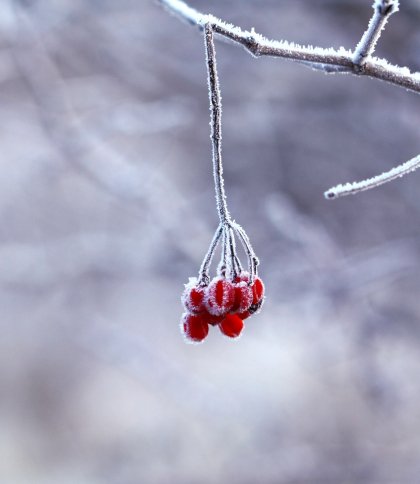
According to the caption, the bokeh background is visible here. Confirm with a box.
[2,1,420,483]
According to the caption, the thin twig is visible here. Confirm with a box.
[325,154,420,199]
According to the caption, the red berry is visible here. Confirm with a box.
[231,281,253,313]
[219,314,244,338]
[205,277,235,316]
[252,277,265,304]
[246,276,265,314]
[181,313,209,343]
[182,278,206,314]
[234,273,264,314]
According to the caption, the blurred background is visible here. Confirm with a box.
[1,0,420,483]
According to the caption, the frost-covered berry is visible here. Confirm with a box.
[181,313,209,343]
[182,278,206,314]
[205,277,235,316]
[252,277,265,304]
[231,281,253,313]
[234,272,265,314]
[219,313,244,338]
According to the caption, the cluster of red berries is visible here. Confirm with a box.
[181,271,264,343]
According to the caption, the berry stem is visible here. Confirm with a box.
[198,223,223,285]
[218,226,228,276]
[204,23,230,225]
[201,24,259,285]
[227,226,240,279]
[232,222,259,283]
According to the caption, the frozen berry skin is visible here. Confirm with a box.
[252,277,265,304]
[181,313,209,343]
[231,281,253,313]
[219,313,244,338]
[234,273,264,314]
[182,279,206,314]
[247,276,265,314]
[205,277,235,316]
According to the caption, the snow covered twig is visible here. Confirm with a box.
[325,154,420,199]
[158,0,420,198]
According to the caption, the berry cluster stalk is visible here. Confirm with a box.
[198,23,259,286]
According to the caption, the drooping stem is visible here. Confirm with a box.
[204,23,230,224]
[198,25,259,284]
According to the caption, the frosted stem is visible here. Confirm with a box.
[226,226,240,279]
[218,227,229,276]
[204,23,230,225]
[198,25,259,283]
[232,222,259,283]
[198,224,223,284]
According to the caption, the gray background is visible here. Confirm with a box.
[2,1,420,483]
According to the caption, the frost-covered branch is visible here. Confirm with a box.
[158,0,420,198]
[157,0,419,93]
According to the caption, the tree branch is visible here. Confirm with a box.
[158,0,420,198]
[157,0,419,93]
